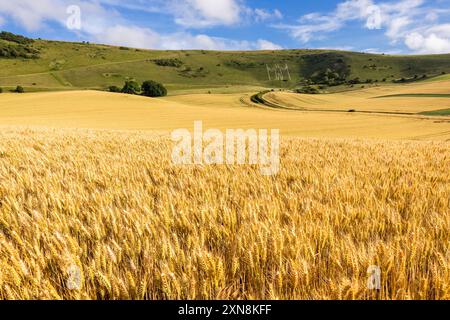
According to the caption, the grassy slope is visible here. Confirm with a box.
[1,39,450,94]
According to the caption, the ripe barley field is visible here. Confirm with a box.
[0,127,448,300]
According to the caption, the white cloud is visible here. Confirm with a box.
[96,25,160,49]
[158,32,247,50]
[0,0,282,51]
[256,39,283,50]
[276,13,343,43]
[95,27,283,51]
[0,0,120,33]
[276,0,419,43]
[275,0,450,54]
[171,0,242,28]
[170,0,283,28]
[384,17,411,41]
[252,8,283,23]
[405,31,450,54]
[0,0,67,31]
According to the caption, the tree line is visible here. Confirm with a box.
[109,80,167,97]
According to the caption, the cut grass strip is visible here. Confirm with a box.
[374,93,450,98]
[419,108,450,116]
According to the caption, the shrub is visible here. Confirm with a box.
[0,87,3,93]
[0,31,34,45]
[347,77,362,85]
[0,43,40,59]
[141,80,167,97]
[108,86,121,93]
[295,86,320,94]
[152,59,183,68]
[121,80,140,95]
[15,86,24,93]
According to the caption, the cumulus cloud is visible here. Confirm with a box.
[275,0,450,54]
[0,0,121,33]
[256,39,283,50]
[276,0,421,43]
[0,0,282,51]
[0,0,67,31]
[405,30,450,54]
[170,0,283,28]
[96,25,160,49]
[171,0,242,28]
[98,29,282,51]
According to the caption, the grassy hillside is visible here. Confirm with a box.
[0,33,450,94]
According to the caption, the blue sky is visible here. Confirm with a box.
[1,0,450,54]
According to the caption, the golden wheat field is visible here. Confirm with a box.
[264,79,450,114]
[0,127,448,300]
[0,90,449,140]
[0,77,449,300]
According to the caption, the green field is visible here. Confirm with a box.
[1,35,450,94]
[420,108,450,116]
[374,93,450,98]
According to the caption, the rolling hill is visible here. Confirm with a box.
[1,32,450,94]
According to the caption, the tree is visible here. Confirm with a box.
[141,80,167,97]
[15,86,24,93]
[108,85,121,93]
[121,80,140,94]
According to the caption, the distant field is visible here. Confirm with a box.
[262,79,450,117]
[0,90,449,140]
[424,74,450,82]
